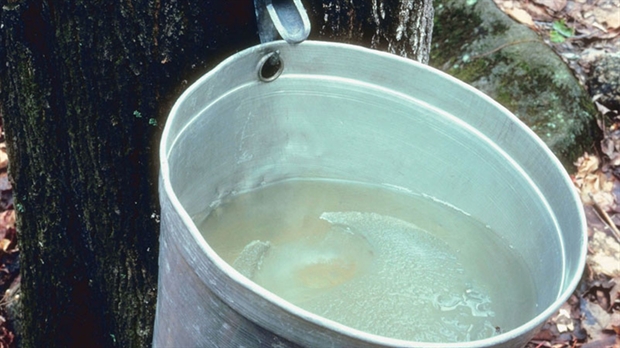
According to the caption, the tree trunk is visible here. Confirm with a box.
[309,0,434,63]
[0,0,432,347]
[0,1,257,346]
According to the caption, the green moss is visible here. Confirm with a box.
[448,57,490,82]
[431,2,483,67]
[430,0,601,169]
[490,20,509,34]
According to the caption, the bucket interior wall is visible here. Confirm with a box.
[169,76,564,306]
[159,41,586,347]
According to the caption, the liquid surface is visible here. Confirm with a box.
[197,179,537,343]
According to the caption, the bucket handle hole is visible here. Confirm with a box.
[258,51,283,82]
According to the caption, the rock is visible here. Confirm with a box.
[587,53,620,112]
[429,0,601,169]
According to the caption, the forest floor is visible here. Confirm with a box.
[0,0,617,347]
[490,0,620,347]
[0,123,18,347]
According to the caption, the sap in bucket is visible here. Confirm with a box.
[154,40,587,347]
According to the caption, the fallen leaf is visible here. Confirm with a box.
[607,312,620,331]
[588,231,620,277]
[575,153,601,175]
[596,100,613,116]
[531,327,557,341]
[610,280,620,309]
[0,325,15,348]
[0,210,14,242]
[593,7,620,30]
[0,211,14,231]
[581,298,611,340]
[0,239,12,253]
[499,0,513,10]
[505,8,535,27]
[598,29,620,40]
[608,153,620,168]
[583,173,614,209]
[573,153,616,210]
[601,137,616,161]
[554,308,575,332]
[0,174,10,192]
[523,2,555,21]
[0,145,6,172]
[0,210,14,243]
[532,0,567,12]
[580,335,620,348]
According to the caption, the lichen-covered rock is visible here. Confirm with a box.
[588,53,620,112]
[430,0,601,169]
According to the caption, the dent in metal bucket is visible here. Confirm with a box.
[154,41,587,347]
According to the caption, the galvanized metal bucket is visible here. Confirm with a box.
[154,40,587,347]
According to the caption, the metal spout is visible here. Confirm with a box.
[254,0,311,44]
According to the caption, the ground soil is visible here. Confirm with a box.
[493,0,620,346]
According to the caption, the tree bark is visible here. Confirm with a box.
[309,0,434,63]
[0,1,257,347]
[0,0,432,347]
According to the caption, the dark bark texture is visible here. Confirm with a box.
[309,0,434,63]
[0,0,432,347]
[0,1,257,347]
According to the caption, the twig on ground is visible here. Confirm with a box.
[534,341,547,348]
[470,39,541,60]
[589,193,620,242]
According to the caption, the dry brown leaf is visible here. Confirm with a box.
[0,145,6,172]
[589,186,615,211]
[575,152,601,176]
[581,335,620,348]
[607,312,620,331]
[532,0,567,12]
[593,7,620,30]
[0,239,11,253]
[609,153,620,167]
[611,280,620,309]
[574,153,616,209]
[505,8,535,27]
[0,210,15,242]
[581,299,611,340]
[523,2,555,21]
[601,137,615,160]
[0,211,14,231]
[597,28,620,40]
[493,0,513,10]
[588,231,620,277]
